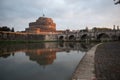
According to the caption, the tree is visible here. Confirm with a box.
[1,26,11,31]
[114,0,120,5]
[0,27,2,31]
[0,26,14,32]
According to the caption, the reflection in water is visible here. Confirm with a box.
[1,53,15,59]
[0,42,95,59]
[0,42,97,80]
[0,42,96,66]
[26,50,56,66]
[0,53,11,58]
[58,42,94,52]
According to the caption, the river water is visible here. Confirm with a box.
[0,42,95,80]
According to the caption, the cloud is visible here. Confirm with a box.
[0,0,120,31]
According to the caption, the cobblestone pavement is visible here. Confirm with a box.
[95,42,120,80]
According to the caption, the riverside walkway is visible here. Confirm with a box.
[95,42,120,80]
[72,42,120,80]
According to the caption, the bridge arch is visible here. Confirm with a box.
[58,35,64,41]
[97,33,110,41]
[80,34,89,41]
[68,35,75,41]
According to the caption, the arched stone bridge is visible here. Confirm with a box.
[58,29,120,41]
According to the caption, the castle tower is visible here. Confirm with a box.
[25,16,56,33]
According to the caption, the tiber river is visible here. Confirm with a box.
[0,42,95,80]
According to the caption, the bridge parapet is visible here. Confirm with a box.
[57,29,120,41]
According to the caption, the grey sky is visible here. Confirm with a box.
[0,0,120,31]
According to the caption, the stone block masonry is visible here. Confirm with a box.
[0,31,45,41]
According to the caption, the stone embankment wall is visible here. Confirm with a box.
[0,31,46,41]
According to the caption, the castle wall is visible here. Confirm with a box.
[0,31,59,41]
[0,31,44,41]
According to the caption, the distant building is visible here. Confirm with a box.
[25,16,56,33]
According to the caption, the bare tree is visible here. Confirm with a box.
[114,0,120,5]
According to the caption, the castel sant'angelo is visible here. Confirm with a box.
[0,15,62,41]
[0,15,120,41]
[25,15,56,33]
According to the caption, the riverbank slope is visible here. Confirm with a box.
[72,43,101,80]
[72,42,120,80]
[95,42,120,80]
